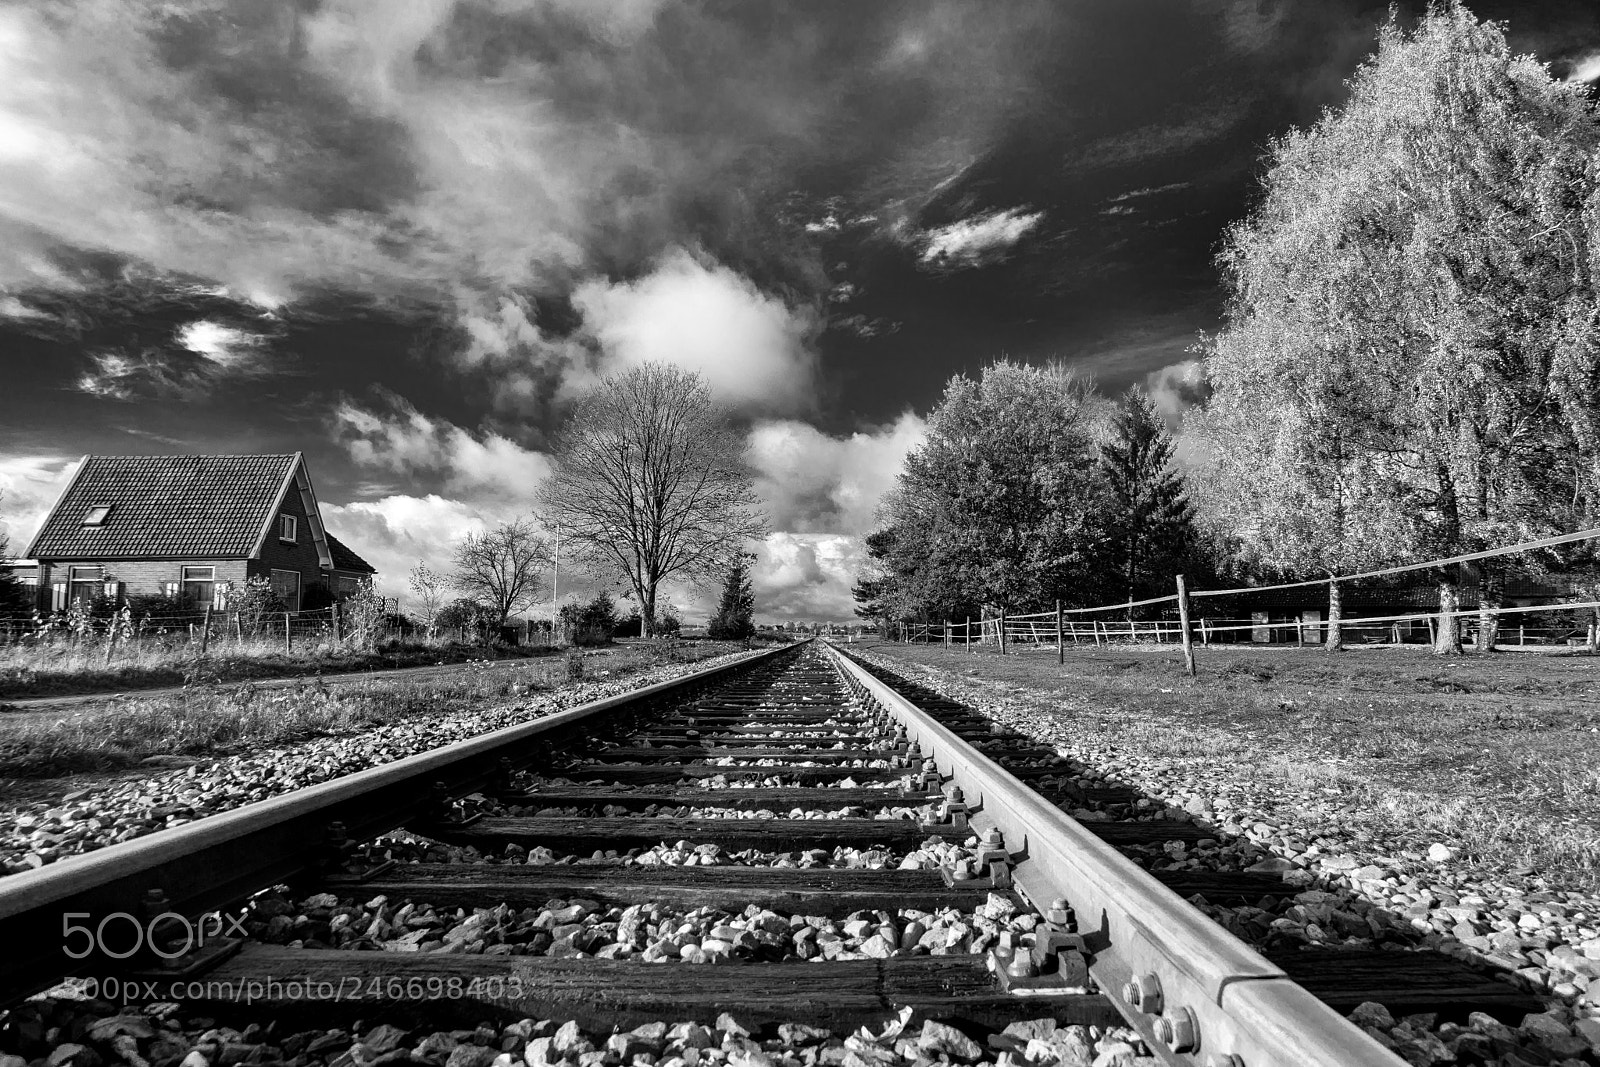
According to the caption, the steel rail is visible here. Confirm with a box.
[0,643,798,1007]
[824,643,1403,1067]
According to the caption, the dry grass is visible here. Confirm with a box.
[858,640,1600,889]
[0,641,741,779]
[0,634,549,701]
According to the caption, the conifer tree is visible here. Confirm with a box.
[708,554,755,640]
[1099,388,1197,614]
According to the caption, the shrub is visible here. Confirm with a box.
[437,598,495,642]
[559,594,618,647]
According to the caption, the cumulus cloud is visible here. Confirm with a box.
[917,208,1044,271]
[746,415,924,535]
[0,455,78,552]
[1144,359,1209,419]
[750,533,865,621]
[1144,359,1211,468]
[333,392,552,500]
[570,250,818,411]
[321,493,499,597]
[1570,52,1600,84]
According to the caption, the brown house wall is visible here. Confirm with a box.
[246,487,328,601]
[38,559,250,600]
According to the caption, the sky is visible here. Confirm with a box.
[2,0,1598,622]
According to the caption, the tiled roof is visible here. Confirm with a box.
[28,454,298,560]
[326,532,376,574]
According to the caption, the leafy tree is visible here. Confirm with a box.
[437,597,495,641]
[1192,2,1600,653]
[1099,388,1199,615]
[451,519,551,625]
[542,363,768,637]
[559,593,619,647]
[708,554,756,640]
[876,360,1106,620]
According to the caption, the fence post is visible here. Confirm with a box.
[332,602,341,642]
[1200,618,1210,646]
[998,608,1007,656]
[966,616,973,654]
[200,604,212,655]
[104,626,117,667]
[944,621,950,648]
[1055,600,1064,664]
[1176,574,1197,677]
[285,613,292,653]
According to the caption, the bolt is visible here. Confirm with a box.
[947,785,965,804]
[906,741,922,761]
[1120,973,1162,1014]
[1046,897,1072,926]
[949,859,973,881]
[980,827,1005,850]
[1153,1007,1197,1052]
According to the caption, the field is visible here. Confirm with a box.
[856,639,1600,889]
[0,634,549,701]
[0,640,741,781]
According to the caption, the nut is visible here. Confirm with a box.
[1153,1007,1197,1052]
[1120,972,1162,1014]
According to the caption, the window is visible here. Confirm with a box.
[81,506,111,526]
[67,566,102,607]
[182,566,216,607]
[270,568,301,612]
[278,514,297,542]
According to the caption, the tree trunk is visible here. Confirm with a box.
[1325,580,1343,652]
[1434,569,1464,655]
[1588,603,1598,654]
[1476,567,1501,654]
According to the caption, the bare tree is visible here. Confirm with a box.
[407,561,446,636]
[450,520,551,625]
[542,363,768,637]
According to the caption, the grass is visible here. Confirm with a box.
[0,634,553,701]
[0,640,745,780]
[857,639,1600,890]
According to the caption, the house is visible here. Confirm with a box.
[24,453,376,613]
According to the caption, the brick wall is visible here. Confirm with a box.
[37,559,249,606]
[247,489,327,610]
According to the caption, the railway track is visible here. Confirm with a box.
[0,641,1535,1067]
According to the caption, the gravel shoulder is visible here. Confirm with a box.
[0,645,768,874]
[850,641,1600,1063]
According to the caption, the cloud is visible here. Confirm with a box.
[1144,358,1212,468]
[1569,52,1600,84]
[0,455,78,553]
[333,393,552,500]
[75,317,274,401]
[747,415,925,535]
[750,533,864,621]
[176,320,266,372]
[916,208,1044,271]
[570,249,818,411]
[1144,359,1209,418]
[321,493,499,597]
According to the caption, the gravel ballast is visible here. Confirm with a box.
[0,652,764,876]
[854,649,1600,1066]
